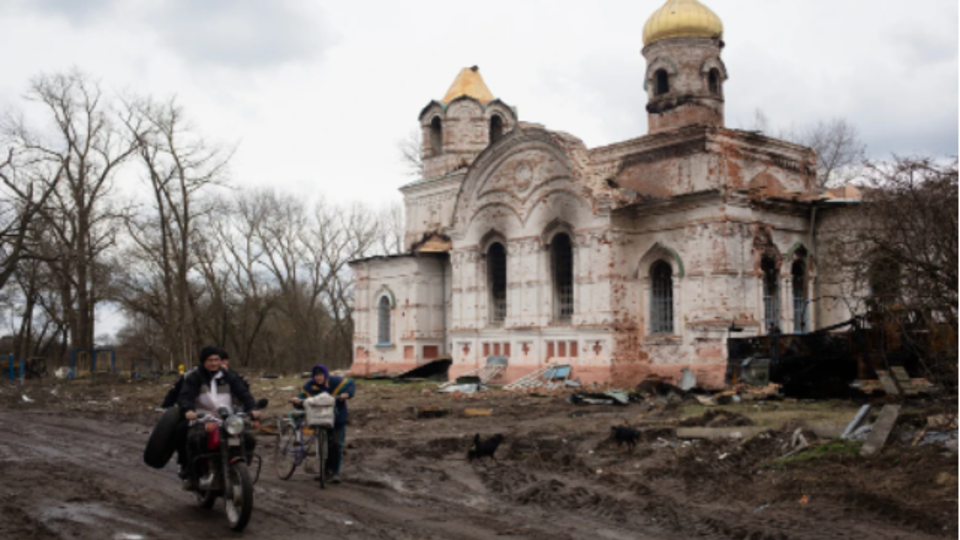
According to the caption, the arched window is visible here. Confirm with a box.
[377,296,391,345]
[552,233,574,322]
[792,259,807,333]
[708,68,721,95]
[489,115,504,144]
[655,69,670,96]
[650,261,674,334]
[488,243,507,323]
[762,257,780,332]
[430,116,443,156]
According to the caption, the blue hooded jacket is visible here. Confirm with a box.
[299,364,355,426]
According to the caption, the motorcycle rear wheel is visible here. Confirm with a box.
[225,462,254,531]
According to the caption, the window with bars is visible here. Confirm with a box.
[552,233,574,322]
[650,261,674,334]
[377,296,391,345]
[792,259,807,333]
[762,257,780,332]
[488,242,507,323]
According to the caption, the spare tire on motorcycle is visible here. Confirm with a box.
[144,405,182,469]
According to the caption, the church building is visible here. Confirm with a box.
[349,0,858,387]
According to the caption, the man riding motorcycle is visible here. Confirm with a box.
[175,346,261,489]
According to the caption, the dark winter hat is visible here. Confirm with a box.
[200,346,221,363]
[311,364,329,379]
[218,348,230,360]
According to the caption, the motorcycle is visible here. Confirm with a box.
[186,398,267,531]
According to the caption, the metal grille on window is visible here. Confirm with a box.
[762,258,780,332]
[378,296,391,344]
[488,243,507,323]
[552,233,574,322]
[792,260,807,333]
[650,261,673,334]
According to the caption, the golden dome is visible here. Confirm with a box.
[643,0,723,47]
[442,66,495,104]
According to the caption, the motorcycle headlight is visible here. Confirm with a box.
[225,415,245,435]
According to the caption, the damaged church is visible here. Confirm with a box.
[349,0,860,387]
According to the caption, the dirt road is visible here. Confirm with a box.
[0,378,955,539]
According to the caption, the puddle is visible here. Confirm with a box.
[39,501,159,537]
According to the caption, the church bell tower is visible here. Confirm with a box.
[642,0,727,134]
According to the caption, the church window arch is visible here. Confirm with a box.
[762,256,781,332]
[650,261,674,334]
[488,242,507,323]
[655,69,670,96]
[551,233,574,322]
[708,68,721,95]
[377,296,392,345]
[792,257,808,333]
[489,114,504,144]
[430,116,443,156]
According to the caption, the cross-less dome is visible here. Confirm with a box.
[643,0,723,47]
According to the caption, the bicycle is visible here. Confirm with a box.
[274,410,330,489]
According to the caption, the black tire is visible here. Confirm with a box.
[274,422,298,480]
[143,405,181,469]
[225,462,254,532]
[316,430,326,490]
[196,487,217,509]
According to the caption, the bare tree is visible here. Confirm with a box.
[118,95,230,370]
[8,70,140,351]
[796,118,866,188]
[398,129,423,179]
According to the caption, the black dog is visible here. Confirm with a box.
[467,433,504,461]
[611,426,641,453]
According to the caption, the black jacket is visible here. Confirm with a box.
[162,368,249,409]
[177,368,256,413]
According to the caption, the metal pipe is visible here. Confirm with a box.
[810,204,821,330]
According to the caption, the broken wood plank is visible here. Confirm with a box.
[877,371,902,397]
[463,408,493,417]
[861,404,902,457]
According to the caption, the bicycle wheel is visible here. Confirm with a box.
[274,421,298,480]
[316,429,327,489]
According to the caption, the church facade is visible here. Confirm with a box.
[349,0,858,387]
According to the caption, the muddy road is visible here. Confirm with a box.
[0,378,956,540]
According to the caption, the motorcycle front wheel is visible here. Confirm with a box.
[225,462,254,531]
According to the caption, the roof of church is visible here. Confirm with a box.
[442,66,495,104]
[643,0,723,47]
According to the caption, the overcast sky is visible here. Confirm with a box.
[0,0,957,336]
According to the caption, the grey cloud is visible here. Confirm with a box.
[149,0,335,69]
[11,0,120,23]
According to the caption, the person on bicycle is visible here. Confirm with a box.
[175,346,260,489]
[289,364,354,484]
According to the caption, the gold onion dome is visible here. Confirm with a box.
[643,0,723,47]
[442,66,495,104]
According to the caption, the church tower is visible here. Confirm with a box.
[642,0,727,134]
[418,66,517,180]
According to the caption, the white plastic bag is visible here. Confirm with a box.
[304,393,335,427]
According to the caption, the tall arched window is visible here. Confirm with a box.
[377,296,391,345]
[430,116,443,156]
[792,259,807,333]
[762,257,780,332]
[552,233,574,322]
[489,115,504,144]
[655,69,670,96]
[708,68,721,95]
[650,261,674,334]
[488,243,507,323]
